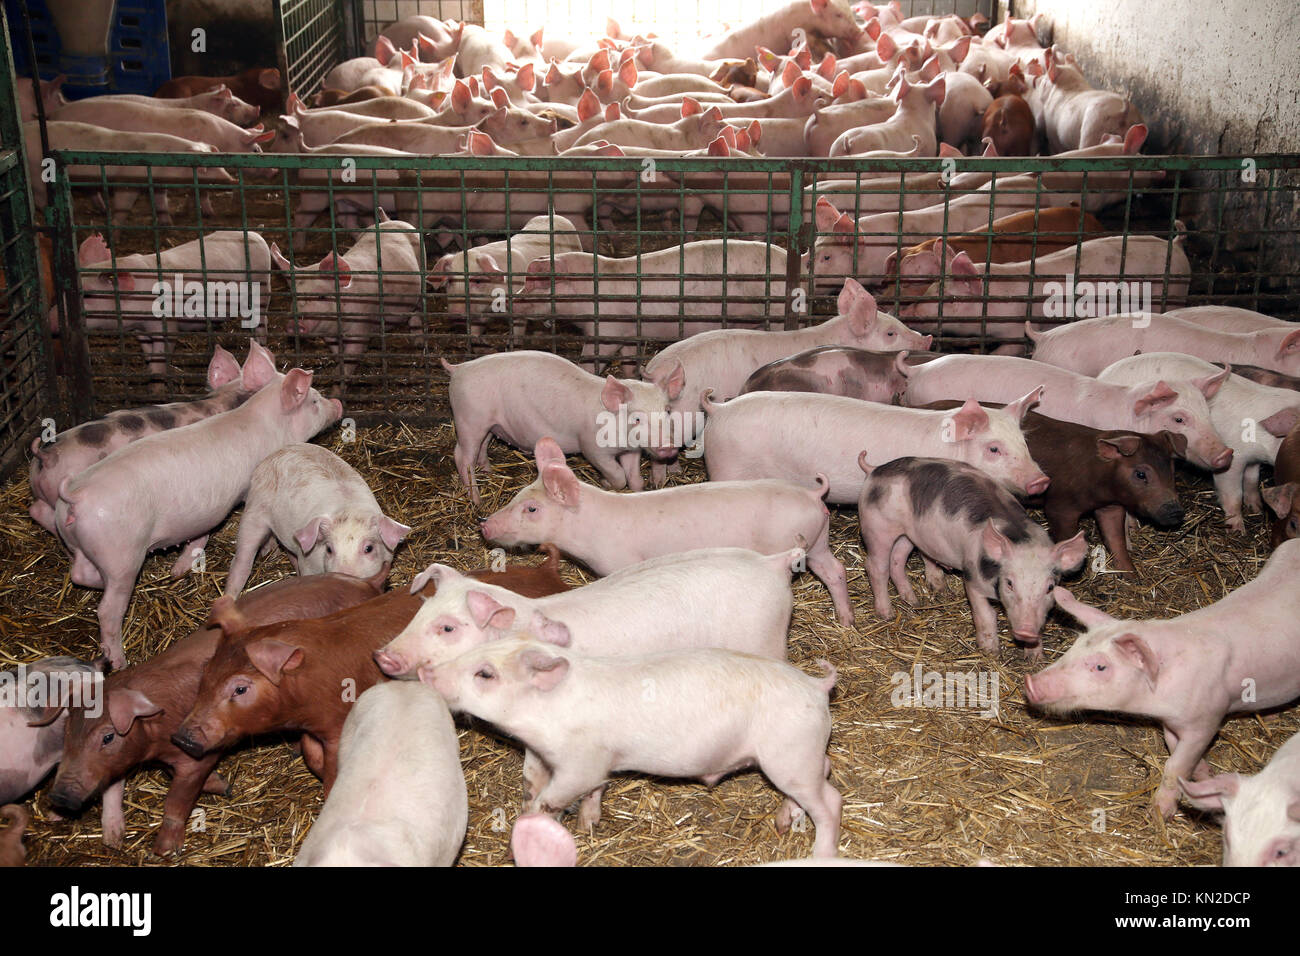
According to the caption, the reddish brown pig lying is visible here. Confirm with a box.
[0,805,27,867]
[155,68,281,115]
[48,572,382,855]
[1263,423,1300,547]
[1214,363,1300,393]
[170,547,570,793]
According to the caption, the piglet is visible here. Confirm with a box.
[29,345,255,537]
[1024,541,1300,818]
[481,438,854,625]
[740,346,912,404]
[225,443,410,596]
[425,638,842,856]
[1180,730,1300,867]
[444,350,685,504]
[0,805,27,867]
[0,656,104,804]
[294,682,467,867]
[55,347,343,668]
[48,572,381,854]
[858,456,1086,657]
[1263,423,1300,548]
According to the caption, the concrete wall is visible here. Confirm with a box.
[1016,0,1300,154]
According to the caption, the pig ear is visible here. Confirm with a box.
[451,78,472,113]
[518,62,536,91]
[294,515,329,554]
[876,30,897,61]
[1096,435,1141,460]
[209,595,249,637]
[815,197,843,232]
[77,233,111,266]
[534,437,566,472]
[1052,531,1089,573]
[540,463,581,508]
[107,688,161,737]
[511,813,578,867]
[950,251,980,278]
[318,253,353,289]
[1156,429,1188,459]
[1260,407,1300,438]
[600,375,633,412]
[1194,365,1231,399]
[279,368,314,411]
[1132,381,1178,417]
[245,639,305,686]
[466,590,516,632]
[269,242,293,272]
[948,398,989,440]
[1178,773,1241,812]
[1262,482,1299,519]
[519,648,570,691]
[1123,124,1147,154]
[410,563,459,596]
[376,515,411,550]
[576,88,600,122]
[650,361,686,401]
[1276,330,1300,359]
[206,345,241,389]
[1003,385,1044,422]
[1113,633,1160,688]
[242,340,278,391]
[617,57,636,87]
[980,519,1010,561]
[792,76,812,99]
[530,610,572,647]
[1051,587,1117,628]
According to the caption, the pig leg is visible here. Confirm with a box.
[575,785,607,829]
[300,735,325,778]
[96,573,137,670]
[862,527,899,619]
[153,754,222,856]
[29,499,58,535]
[1163,727,1211,781]
[1211,460,1247,533]
[1242,462,1264,514]
[453,427,489,506]
[765,756,842,858]
[111,188,141,223]
[535,764,608,820]
[888,538,919,607]
[199,193,217,218]
[169,535,209,579]
[201,771,230,795]
[100,778,126,848]
[320,735,342,796]
[227,509,273,596]
[806,536,854,626]
[1094,505,1135,573]
[522,749,551,806]
[1154,720,1221,819]
[921,555,950,595]
[617,451,645,492]
[578,440,631,491]
[148,190,174,228]
[964,582,1001,654]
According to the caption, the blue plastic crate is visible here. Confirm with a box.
[4,0,170,99]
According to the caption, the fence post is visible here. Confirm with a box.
[784,165,804,331]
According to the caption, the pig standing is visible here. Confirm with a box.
[293,682,467,867]
[28,346,255,537]
[858,456,1087,657]
[740,347,913,404]
[444,351,686,504]
[48,573,382,853]
[481,437,854,625]
[1179,730,1300,867]
[701,388,1049,505]
[54,348,342,668]
[1024,541,1300,818]
[1098,353,1300,531]
[225,444,411,596]
[1263,423,1300,548]
[0,657,103,804]
[425,638,842,856]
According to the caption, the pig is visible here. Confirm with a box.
[1222,366,1300,392]
[270,212,424,376]
[1179,730,1300,867]
[0,656,103,804]
[443,350,685,504]
[424,639,842,856]
[827,73,945,157]
[48,573,382,853]
[511,812,578,867]
[981,93,1035,155]
[0,805,27,867]
[626,77,827,126]
[380,15,463,59]
[740,346,912,404]
[938,70,994,151]
[428,213,582,337]
[16,74,66,121]
[1030,47,1144,151]
[293,682,467,867]
[701,388,1048,505]
[60,231,272,378]
[1098,354,1300,531]
[858,456,1087,657]
[803,96,899,157]
[568,106,726,151]
[64,86,261,126]
[1263,424,1300,548]
[700,0,863,60]
[643,278,930,420]
[28,346,254,537]
[1166,306,1291,333]
[155,67,282,115]
[170,555,570,791]
[54,347,342,668]
[1027,314,1300,378]
[481,437,854,625]
[902,354,1234,472]
[50,98,276,153]
[1024,540,1300,819]
[225,443,411,596]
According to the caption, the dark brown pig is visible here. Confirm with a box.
[1214,363,1300,393]
[1263,424,1300,547]
[740,346,911,403]
[155,68,281,115]
[0,805,27,866]
[170,548,570,793]
[48,572,382,856]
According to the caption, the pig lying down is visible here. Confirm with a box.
[425,638,842,856]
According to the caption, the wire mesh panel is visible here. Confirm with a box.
[278,0,352,98]
[42,151,1299,430]
[358,0,485,47]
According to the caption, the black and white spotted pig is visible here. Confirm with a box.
[0,656,104,805]
[740,346,912,403]
[857,456,1087,658]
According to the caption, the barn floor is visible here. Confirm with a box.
[2,422,1294,867]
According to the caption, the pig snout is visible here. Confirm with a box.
[170,725,211,759]
[373,647,410,677]
[1150,500,1185,528]
[1023,474,1050,496]
[46,785,89,817]
[1209,446,1234,472]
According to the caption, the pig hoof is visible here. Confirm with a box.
[152,827,183,857]
[103,822,125,850]
[774,799,802,834]
[202,772,231,796]
[1224,517,1245,534]
[1151,792,1179,820]
[1021,642,1044,663]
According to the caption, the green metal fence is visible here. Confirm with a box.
[38,150,1298,428]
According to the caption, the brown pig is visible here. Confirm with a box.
[170,548,570,793]
[1263,424,1300,547]
[1214,363,1300,393]
[981,94,1036,156]
[0,805,27,866]
[48,572,383,856]
[155,68,281,115]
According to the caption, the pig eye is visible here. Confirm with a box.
[1173,416,1185,424]
[1092,663,1107,672]
[475,666,496,681]
[441,624,456,634]
[101,732,115,746]
[233,683,248,697]
[988,444,1001,455]
[1134,469,1148,482]
[364,544,374,554]
[325,545,334,556]
[526,505,537,513]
